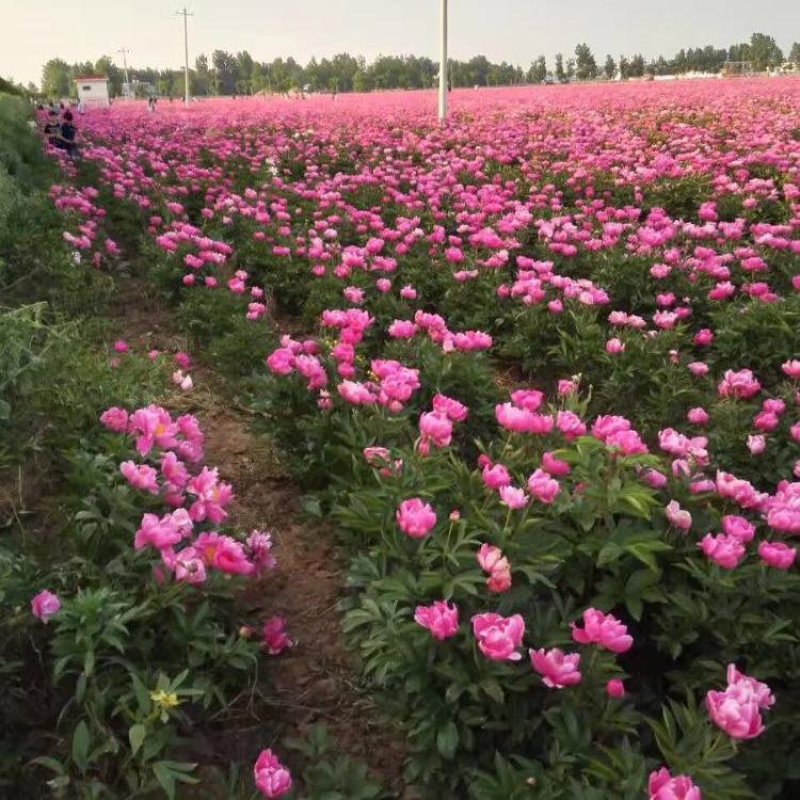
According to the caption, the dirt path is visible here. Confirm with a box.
[109,279,405,794]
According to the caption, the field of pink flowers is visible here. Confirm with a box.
[19,79,800,798]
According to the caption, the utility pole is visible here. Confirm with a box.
[176,7,193,106]
[438,0,448,121]
[117,47,131,99]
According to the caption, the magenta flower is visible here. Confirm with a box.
[721,515,755,543]
[781,360,800,379]
[706,664,774,740]
[254,749,292,798]
[195,532,253,576]
[499,485,529,510]
[699,533,746,570]
[665,501,692,532]
[396,498,437,539]
[31,590,61,623]
[261,617,293,656]
[718,369,761,400]
[419,411,453,449]
[187,467,234,524]
[527,469,561,504]
[482,462,512,490]
[471,612,525,662]
[120,461,160,494]
[606,679,625,699]
[100,406,129,433]
[648,768,702,800]
[571,608,633,654]
[758,541,797,570]
[530,647,582,689]
[477,544,512,594]
[687,407,709,426]
[414,601,459,640]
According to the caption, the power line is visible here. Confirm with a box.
[176,7,193,106]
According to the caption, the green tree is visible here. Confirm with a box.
[618,55,630,79]
[554,53,565,83]
[603,54,616,80]
[574,43,598,80]
[211,50,238,95]
[41,58,71,99]
[528,56,547,83]
[790,42,800,64]
[193,54,210,95]
[748,32,783,70]
[629,54,645,78]
[94,55,122,97]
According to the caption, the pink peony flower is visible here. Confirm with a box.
[694,329,714,347]
[396,498,437,538]
[419,411,453,449]
[414,601,459,640]
[571,608,633,653]
[606,679,626,699]
[718,369,761,400]
[100,407,129,433]
[747,434,766,455]
[782,360,800,380]
[187,467,234,524]
[687,407,710,426]
[527,469,561,504]
[530,647,582,689]
[482,462,512,490]
[556,411,586,441]
[432,394,469,422]
[120,461,160,494]
[557,379,578,396]
[648,768,702,800]
[758,541,796,570]
[510,389,544,412]
[499,485,529,509]
[134,512,186,552]
[471,612,525,662]
[254,749,292,798]
[261,617,293,656]
[31,590,61,623]
[699,533,746,570]
[542,451,571,477]
[606,338,625,354]
[665,500,692,532]
[721,515,756,543]
[706,664,774,741]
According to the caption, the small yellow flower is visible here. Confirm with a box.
[150,690,180,709]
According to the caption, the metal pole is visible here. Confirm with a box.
[438,0,448,121]
[176,7,193,106]
[118,48,131,99]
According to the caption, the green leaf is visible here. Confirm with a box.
[152,762,176,799]
[71,721,90,772]
[29,756,66,775]
[436,721,459,760]
[128,724,146,757]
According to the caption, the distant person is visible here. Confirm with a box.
[43,109,60,137]
[52,110,78,156]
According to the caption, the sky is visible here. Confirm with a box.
[1,0,797,86]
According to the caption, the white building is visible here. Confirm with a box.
[74,76,110,108]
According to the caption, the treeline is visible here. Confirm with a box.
[40,32,800,99]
